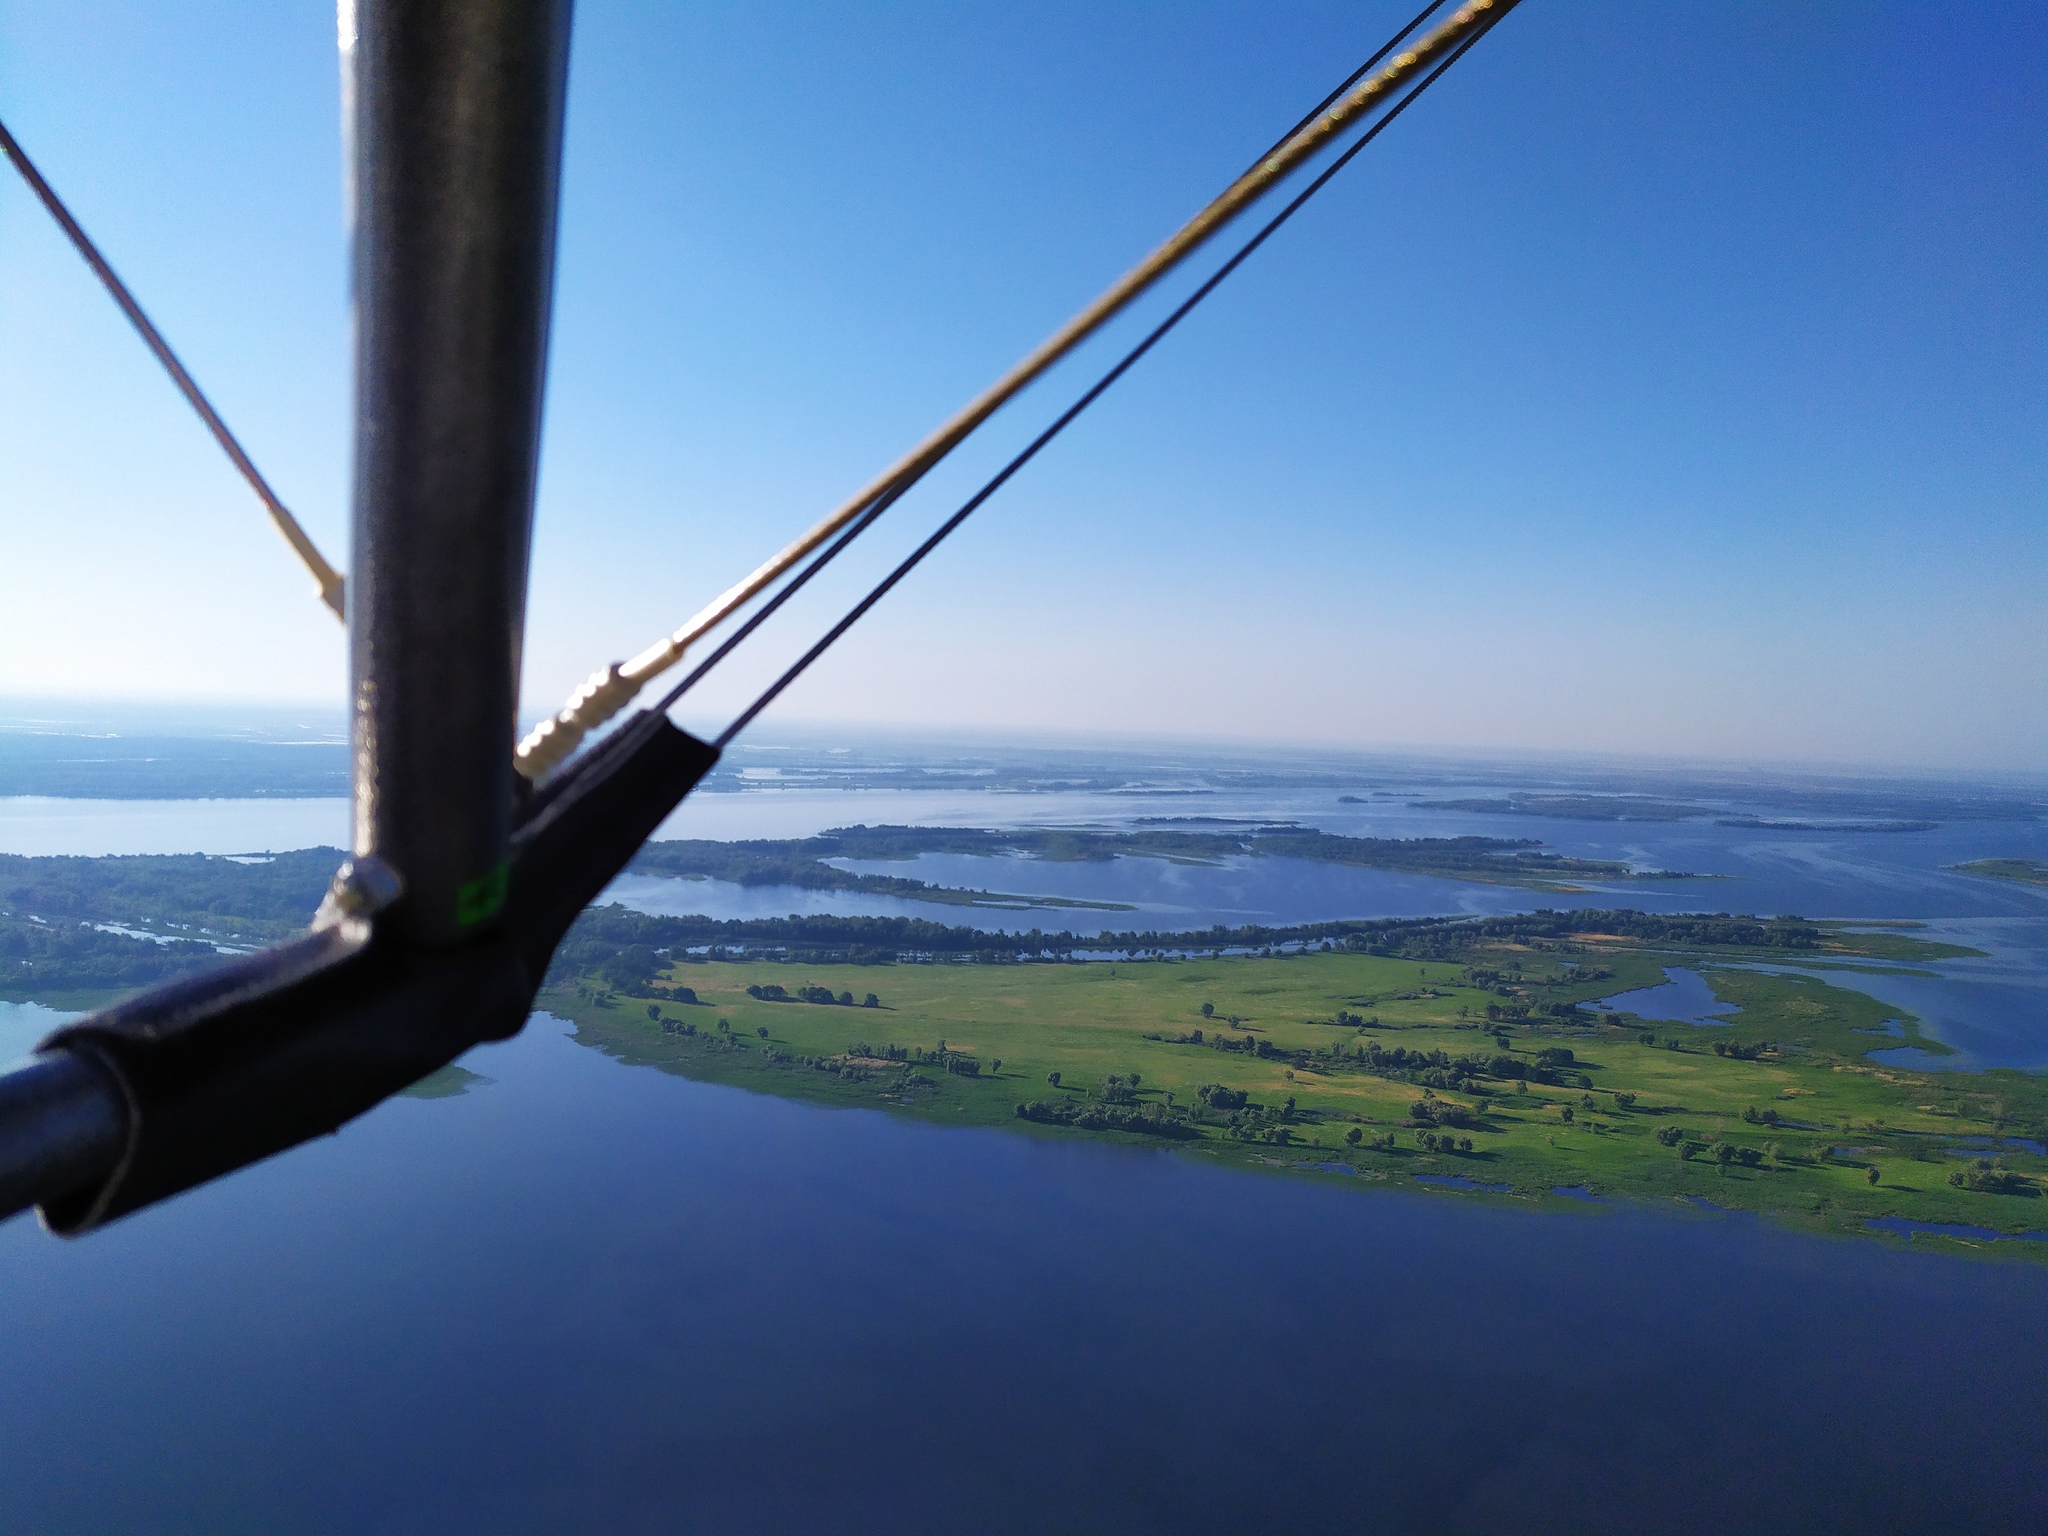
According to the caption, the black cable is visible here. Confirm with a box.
[652,482,907,714]
[714,6,1511,750]
[1248,0,1447,166]
[654,1,1453,721]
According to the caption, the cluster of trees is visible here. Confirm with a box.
[1148,1030,1589,1100]
[1415,1130,1474,1154]
[1014,1099,1196,1139]
[1485,999,1593,1024]
[1176,1085,1298,1143]
[1712,1142,1766,1170]
[848,1040,910,1062]
[839,1039,989,1076]
[0,912,224,995]
[744,982,881,1008]
[1407,1094,1476,1130]
[1949,1160,2034,1195]
[1714,1040,1778,1061]
[1348,909,1823,963]
[0,847,338,944]
[655,1015,748,1052]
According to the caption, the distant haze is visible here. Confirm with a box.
[1,2,2041,771]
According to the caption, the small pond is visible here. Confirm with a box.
[1590,967,1736,1025]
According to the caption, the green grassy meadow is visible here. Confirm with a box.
[546,931,2048,1260]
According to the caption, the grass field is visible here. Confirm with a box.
[547,930,2048,1260]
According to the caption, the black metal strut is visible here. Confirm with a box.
[0,0,722,1233]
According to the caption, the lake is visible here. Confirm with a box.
[0,1011,2042,1535]
[3,746,2045,1530]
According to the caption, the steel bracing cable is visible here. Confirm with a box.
[713,1,1515,750]
[516,0,1513,778]
[0,115,347,620]
[643,0,1452,724]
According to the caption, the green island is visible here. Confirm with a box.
[546,908,2048,1260]
[6,841,2044,1259]
[1954,858,2048,887]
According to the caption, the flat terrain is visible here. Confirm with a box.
[549,929,2048,1259]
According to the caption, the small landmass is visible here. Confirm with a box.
[1717,818,1939,834]
[1410,795,1705,822]
[548,907,2045,1259]
[629,824,1689,899]
[1953,859,2048,887]
[402,1064,492,1099]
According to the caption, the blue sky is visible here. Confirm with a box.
[1,1,2041,769]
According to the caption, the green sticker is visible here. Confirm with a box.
[456,860,510,928]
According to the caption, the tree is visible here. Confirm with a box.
[1344,1127,1362,1146]
[756,1025,769,1040]
[1201,1002,1215,1018]
[838,990,854,1006]
[1612,1092,1636,1111]
[1867,1165,1880,1186]
[1640,1032,1654,1046]
[863,993,880,1008]
[1282,1095,1296,1120]
[1457,1136,1473,1153]
[1560,1106,1574,1125]
[1047,1071,1061,1087]
[1713,1142,1736,1173]
[991,1059,1002,1073]
[646,1004,660,1021]
[717,1017,730,1034]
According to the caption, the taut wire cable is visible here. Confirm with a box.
[0,115,347,621]
[516,0,1511,779]
[638,0,1451,723]
[712,0,1516,749]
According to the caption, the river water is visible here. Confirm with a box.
[2,756,2045,1531]
[0,1011,2042,1535]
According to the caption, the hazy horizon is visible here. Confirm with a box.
[3,692,2045,787]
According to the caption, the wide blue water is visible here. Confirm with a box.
[4,755,2046,1529]
[1,1012,2042,1535]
